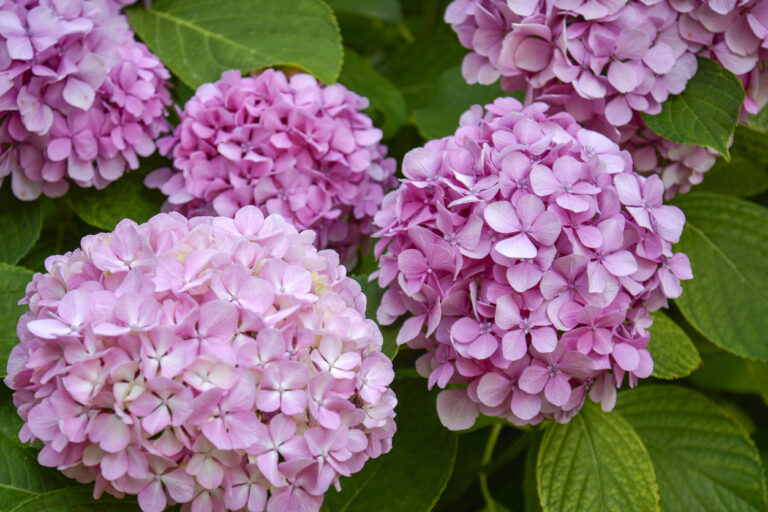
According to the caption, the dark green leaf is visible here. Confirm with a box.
[127,0,343,88]
[0,187,41,265]
[647,311,700,379]
[350,276,398,359]
[411,66,506,140]
[688,339,766,396]
[322,378,457,512]
[672,193,768,361]
[523,435,542,512]
[17,199,95,273]
[616,385,768,512]
[325,0,402,22]
[8,487,138,512]
[377,33,468,110]
[0,264,32,373]
[67,158,167,231]
[695,125,768,197]
[537,401,659,512]
[643,58,745,158]
[339,48,407,138]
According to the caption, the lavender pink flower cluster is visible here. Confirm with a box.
[0,0,171,200]
[373,98,691,430]
[445,0,768,196]
[146,69,397,266]
[5,206,396,512]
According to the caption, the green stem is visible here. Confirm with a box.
[397,24,415,44]
[480,430,536,475]
[478,423,503,512]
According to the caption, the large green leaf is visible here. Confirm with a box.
[339,48,407,138]
[127,0,343,88]
[537,401,659,512]
[350,276,398,359]
[0,264,32,372]
[695,125,768,197]
[647,311,700,379]
[643,58,744,158]
[322,378,458,512]
[616,386,768,512]
[0,188,41,265]
[66,162,166,232]
[411,66,506,140]
[672,193,768,361]
[325,0,402,22]
[8,487,138,512]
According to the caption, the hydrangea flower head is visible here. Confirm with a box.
[445,0,768,194]
[146,69,397,266]
[0,0,172,200]
[5,206,396,512]
[373,98,691,430]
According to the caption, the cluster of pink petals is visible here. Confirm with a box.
[373,98,691,430]
[0,0,171,200]
[445,0,768,194]
[146,69,397,267]
[5,206,396,512]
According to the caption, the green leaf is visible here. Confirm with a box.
[523,435,543,512]
[377,33,469,109]
[8,487,138,512]
[349,276,398,359]
[17,199,95,273]
[647,311,700,379]
[322,378,457,512]
[325,0,402,22]
[411,66,506,140]
[339,48,407,138]
[127,0,343,88]
[537,401,659,512]
[0,264,32,372]
[616,385,768,512]
[66,159,167,231]
[672,193,768,361]
[643,58,745,158]
[0,187,41,265]
[695,125,768,197]
[688,339,767,396]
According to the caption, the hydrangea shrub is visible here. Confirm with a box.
[373,98,691,429]
[445,0,768,194]
[0,0,171,199]
[5,207,396,512]
[146,69,397,266]
[0,1,766,512]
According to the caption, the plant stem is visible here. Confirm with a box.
[478,422,503,512]
[480,430,536,475]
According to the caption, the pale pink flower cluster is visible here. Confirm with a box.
[0,0,171,200]
[445,0,768,194]
[146,69,397,267]
[373,98,691,430]
[5,206,396,512]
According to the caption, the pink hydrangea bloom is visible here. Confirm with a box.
[373,99,691,430]
[0,0,171,200]
[146,69,397,267]
[445,0,768,193]
[5,206,396,512]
